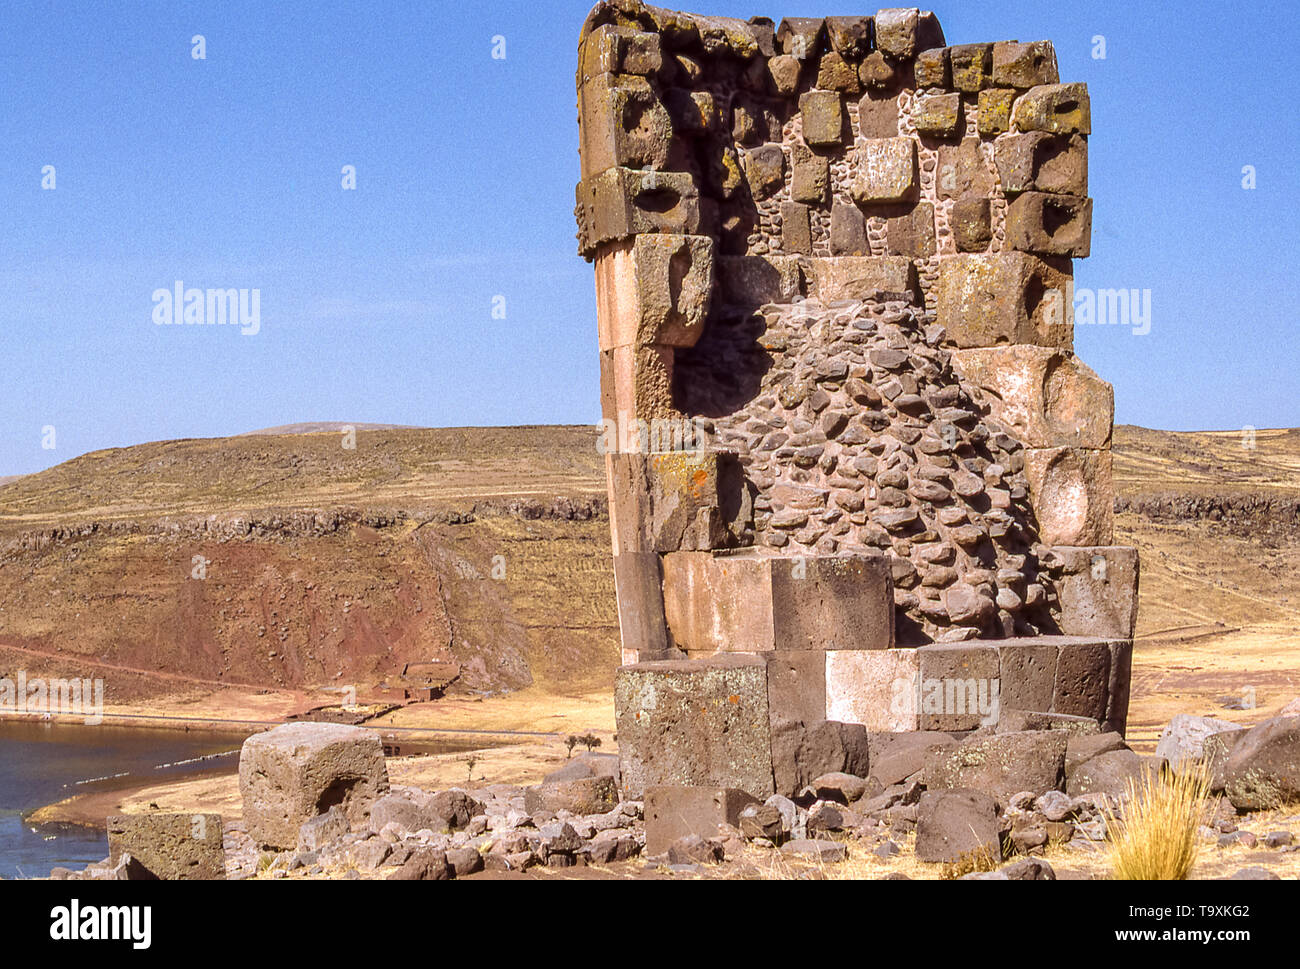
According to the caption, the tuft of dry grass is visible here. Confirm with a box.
[940,844,1000,880]
[1107,765,1212,880]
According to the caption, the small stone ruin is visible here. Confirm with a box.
[576,2,1141,801]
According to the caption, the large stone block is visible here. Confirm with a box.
[805,256,918,301]
[577,167,701,257]
[579,24,664,84]
[936,253,1074,350]
[951,197,992,252]
[579,74,673,180]
[765,650,828,727]
[615,656,775,799]
[1023,446,1113,546]
[852,137,918,204]
[858,92,901,138]
[599,343,677,422]
[873,8,920,60]
[825,647,920,731]
[912,92,962,138]
[917,643,1001,730]
[239,722,389,850]
[107,813,225,881]
[644,787,761,856]
[886,202,936,258]
[830,201,870,256]
[995,132,1088,197]
[777,17,827,59]
[916,789,999,863]
[994,637,1059,716]
[1012,83,1091,135]
[1221,716,1300,810]
[1105,639,1133,737]
[1046,546,1139,639]
[1006,192,1093,258]
[595,234,714,351]
[977,88,1017,137]
[937,138,995,201]
[825,15,873,59]
[992,41,1059,89]
[770,719,870,797]
[949,346,1113,449]
[1053,637,1113,721]
[607,449,749,554]
[661,550,894,653]
[781,201,813,254]
[949,44,992,93]
[611,551,671,656]
[799,90,846,148]
[790,141,830,204]
[914,47,949,88]
[926,731,1068,803]
[717,254,804,309]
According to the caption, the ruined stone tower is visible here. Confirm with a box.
[576,2,1139,799]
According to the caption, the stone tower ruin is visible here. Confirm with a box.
[576,2,1139,799]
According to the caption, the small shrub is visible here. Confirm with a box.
[1107,764,1212,880]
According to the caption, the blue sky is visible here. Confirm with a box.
[0,0,1295,475]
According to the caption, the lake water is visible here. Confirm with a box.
[0,720,245,879]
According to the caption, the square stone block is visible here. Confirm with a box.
[937,138,994,201]
[995,132,1088,197]
[992,41,1059,89]
[577,167,701,258]
[662,550,894,653]
[852,137,917,204]
[874,8,919,59]
[595,234,714,352]
[977,88,1017,136]
[858,92,901,138]
[886,201,936,258]
[781,202,813,255]
[1047,545,1140,639]
[912,92,962,138]
[951,196,992,252]
[825,15,873,59]
[1105,639,1133,737]
[107,813,225,880]
[615,656,775,799]
[1053,637,1114,721]
[770,719,870,797]
[579,74,673,180]
[799,90,846,148]
[916,643,1001,731]
[239,722,390,850]
[1006,192,1093,258]
[826,648,920,731]
[949,44,992,93]
[1012,83,1091,135]
[579,24,664,83]
[914,47,949,88]
[830,201,870,255]
[777,17,827,58]
[992,637,1059,716]
[817,51,863,95]
[791,141,830,203]
[598,343,676,423]
[765,650,828,728]
[717,254,804,308]
[1024,446,1114,546]
[644,787,761,856]
[612,551,671,657]
[936,252,1075,350]
[607,449,750,555]
[949,346,1113,449]
[805,256,918,302]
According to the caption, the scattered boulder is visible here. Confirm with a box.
[543,752,621,786]
[644,786,759,856]
[1001,857,1056,880]
[1221,716,1300,811]
[106,813,225,881]
[926,731,1067,804]
[1066,748,1159,798]
[239,722,389,850]
[771,720,870,797]
[809,771,869,805]
[1064,731,1127,776]
[915,788,999,864]
[524,776,619,816]
[781,839,848,863]
[667,834,724,865]
[1155,714,1241,771]
[1230,867,1279,880]
[387,846,451,881]
[1035,790,1075,822]
[997,710,1101,736]
[298,806,350,853]
[739,802,784,841]
[868,731,955,787]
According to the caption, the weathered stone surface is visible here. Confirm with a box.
[868,730,956,787]
[644,786,760,856]
[1221,716,1300,811]
[914,47,949,88]
[777,17,826,59]
[916,788,999,863]
[1024,447,1113,546]
[718,255,804,307]
[790,141,830,203]
[951,197,992,252]
[917,643,1001,730]
[1066,748,1156,798]
[107,813,225,881]
[852,137,917,204]
[995,132,1088,197]
[998,709,1101,736]
[616,656,775,799]
[770,719,870,797]
[744,143,786,200]
[543,751,622,785]
[936,253,1074,350]
[239,722,389,850]
[994,638,1059,717]
[781,201,813,255]
[387,847,451,881]
[1105,639,1133,737]
[1053,638,1113,721]
[524,776,619,816]
[858,92,900,139]
[817,51,863,95]
[765,650,827,727]
[595,234,714,351]
[1065,731,1127,776]
[612,551,672,658]
[577,167,701,258]
[824,15,872,59]
[579,24,664,83]
[579,74,673,180]
[804,256,917,302]
[1205,729,1248,791]
[886,202,936,258]
[927,731,1067,803]
[992,41,1059,89]
[826,648,919,731]
[977,88,1017,136]
[1045,546,1139,638]
[873,8,920,60]
[298,805,350,852]
[767,53,804,96]
[599,343,676,422]
[662,551,894,653]
[782,838,847,862]
[1012,83,1091,135]
[1006,192,1093,258]
[912,92,961,138]
[830,201,870,256]
[949,44,992,93]
[800,90,846,148]
[950,346,1112,450]
[607,449,746,555]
